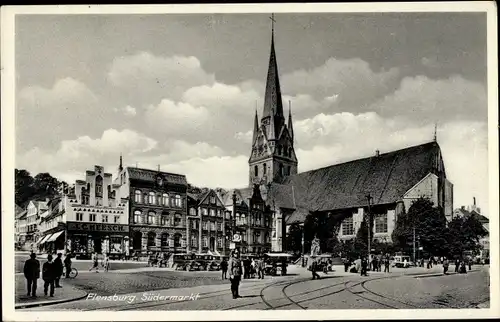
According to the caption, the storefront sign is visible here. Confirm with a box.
[67,221,129,233]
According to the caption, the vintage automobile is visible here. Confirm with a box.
[391,255,414,268]
[171,254,192,271]
[207,256,228,271]
[263,253,292,276]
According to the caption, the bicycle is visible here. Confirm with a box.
[63,266,78,278]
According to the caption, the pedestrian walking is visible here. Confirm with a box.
[468,259,472,271]
[454,259,460,273]
[89,252,100,273]
[102,253,110,272]
[310,257,321,280]
[384,257,390,273]
[443,258,449,275]
[23,253,40,298]
[64,252,72,278]
[42,254,56,297]
[53,253,64,288]
[343,258,350,272]
[361,257,368,276]
[228,250,242,299]
[371,257,378,272]
[257,257,265,279]
[220,258,228,280]
[459,260,467,274]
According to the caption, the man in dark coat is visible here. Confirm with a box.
[53,253,64,287]
[310,257,321,280]
[228,250,243,299]
[361,257,368,276]
[23,253,40,297]
[42,254,56,297]
[64,253,72,278]
[257,257,265,279]
[220,258,228,280]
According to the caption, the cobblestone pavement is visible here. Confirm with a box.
[23,265,489,311]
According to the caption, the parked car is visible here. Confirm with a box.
[391,255,413,268]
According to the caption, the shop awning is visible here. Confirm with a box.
[37,234,53,244]
[46,231,64,242]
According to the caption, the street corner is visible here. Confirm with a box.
[15,278,88,310]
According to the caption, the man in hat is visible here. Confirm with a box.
[23,253,40,297]
[228,249,243,299]
[310,255,321,280]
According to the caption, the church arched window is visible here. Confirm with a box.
[254,165,258,177]
[289,147,292,157]
[279,164,284,176]
[263,163,267,174]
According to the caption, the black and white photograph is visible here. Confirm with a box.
[1,2,498,320]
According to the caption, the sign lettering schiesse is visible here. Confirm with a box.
[67,222,129,233]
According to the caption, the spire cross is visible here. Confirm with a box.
[269,13,276,33]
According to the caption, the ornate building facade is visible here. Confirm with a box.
[114,160,189,255]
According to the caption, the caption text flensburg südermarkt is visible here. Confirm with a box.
[86,292,201,304]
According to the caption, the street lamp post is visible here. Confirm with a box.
[366,194,373,262]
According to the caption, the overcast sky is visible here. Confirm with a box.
[15,12,489,212]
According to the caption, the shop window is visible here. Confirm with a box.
[342,216,354,235]
[114,216,120,223]
[76,213,83,221]
[110,237,122,253]
[102,215,108,223]
[89,214,96,222]
[135,190,142,203]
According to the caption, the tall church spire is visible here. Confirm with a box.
[262,13,284,124]
[252,109,259,144]
[288,100,294,141]
[118,153,123,172]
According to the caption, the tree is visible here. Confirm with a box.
[354,219,369,257]
[448,215,488,258]
[15,169,35,206]
[392,197,449,257]
[15,169,60,208]
[303,212,339,254]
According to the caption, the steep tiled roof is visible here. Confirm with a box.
[455,208,489,223]
[286,207,310,225]
[127,167,187,185]
[15,210,27,220]
[269,141,442,212]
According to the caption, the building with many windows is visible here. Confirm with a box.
[36,165,129,258]
[218,185,272,255]
[114,160,189,256]
[187,189,227,255]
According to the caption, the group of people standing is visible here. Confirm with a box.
[342,255,391,276]
[23,252,73,298]
[221,255,266,281]
[88,252,110,273]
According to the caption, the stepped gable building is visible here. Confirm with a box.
[218,185,272,255]
[36,165,129,258]
[114,159,189,255]
[187,188,227,255]
[246,18,454,251]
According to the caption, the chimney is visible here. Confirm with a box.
[375,149,380,157]
[473,197,476,206]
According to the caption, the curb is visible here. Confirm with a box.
[15,292,89,310]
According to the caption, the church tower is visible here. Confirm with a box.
[249,15,298,186]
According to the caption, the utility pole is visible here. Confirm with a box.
[366,194,373,262]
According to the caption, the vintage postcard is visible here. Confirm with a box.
[1,2,498,321]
